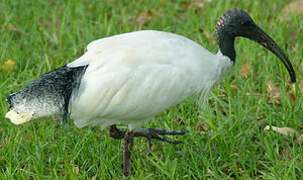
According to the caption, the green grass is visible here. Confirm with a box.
[1,0,303,179]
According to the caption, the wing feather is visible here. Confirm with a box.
[70,64,194,128]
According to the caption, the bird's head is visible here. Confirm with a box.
[215,8,258,39]
[215,8,296,82]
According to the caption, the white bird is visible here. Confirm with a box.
[5,8,296,176]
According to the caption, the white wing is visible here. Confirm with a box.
[67,30,227,129]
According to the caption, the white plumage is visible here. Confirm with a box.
[5,8,295,176]
[68,30,233,129]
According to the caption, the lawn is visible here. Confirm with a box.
[1,0,303,179]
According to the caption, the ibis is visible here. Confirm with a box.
[5,8,296,176]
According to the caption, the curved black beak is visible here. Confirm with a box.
[249,25,296,82]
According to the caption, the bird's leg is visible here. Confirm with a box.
[107,125,187,176]
[123,130,134,177]
[108,125,134,176]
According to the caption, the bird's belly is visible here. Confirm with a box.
[69,65,196,129]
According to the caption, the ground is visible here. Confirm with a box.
[1,0,303,179]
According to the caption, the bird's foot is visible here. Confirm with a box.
[107,125,188,176]
[108,125,188,147]
[132,128,188,148]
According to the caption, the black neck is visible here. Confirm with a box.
[217,33,236,62]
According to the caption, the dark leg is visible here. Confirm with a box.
[107,125,188,176]
[123,130,134,177]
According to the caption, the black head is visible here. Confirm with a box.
[215,8,256,39]
[215,8,296,82]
